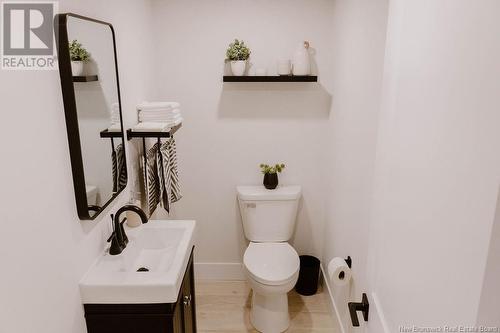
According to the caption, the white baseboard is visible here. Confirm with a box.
[194,262,245,280]
[321,264,347,333]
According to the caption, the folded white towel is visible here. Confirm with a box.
[167,117,183,127]
[133,118,183,132]
[132,122,171,132]
[137,101,180,110]
[139,108,181,115]
[108,123,121,132]
[139,114,182,122]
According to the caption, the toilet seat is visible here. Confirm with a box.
[244,242,299,286]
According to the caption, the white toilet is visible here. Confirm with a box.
[237,185,302,333]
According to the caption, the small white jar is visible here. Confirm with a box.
[277,59,291,76]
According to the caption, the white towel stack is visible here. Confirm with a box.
[108,103,121,132]
[133,101,183,132]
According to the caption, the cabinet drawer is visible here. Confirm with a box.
[86,313,173,333]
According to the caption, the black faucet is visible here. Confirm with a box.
[108,205,148,255]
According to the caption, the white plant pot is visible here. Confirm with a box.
[230,60,246,76]
[71,61,84,76]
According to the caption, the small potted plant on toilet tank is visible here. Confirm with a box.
[69,39,90,76]
[226,39,251,76]
[260,163,285,190]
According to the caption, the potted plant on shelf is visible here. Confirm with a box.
[69,39,90,76]
[260,163,285,190]
[226,39,251,76]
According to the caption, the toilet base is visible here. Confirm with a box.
[250,290,290,333]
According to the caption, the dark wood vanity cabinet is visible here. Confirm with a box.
[84,248,197,333]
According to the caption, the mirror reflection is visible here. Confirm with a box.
[67,17,126,217]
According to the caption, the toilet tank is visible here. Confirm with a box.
[237,185,302,242]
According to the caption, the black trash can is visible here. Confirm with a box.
[295,255,321,296]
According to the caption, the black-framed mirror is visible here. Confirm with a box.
[54,13,127,220]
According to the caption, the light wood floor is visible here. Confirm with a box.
[195,280,340,333]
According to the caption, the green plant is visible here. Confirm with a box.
[260,163,285,175]
[226,39,251,61]
[69,40,90,62]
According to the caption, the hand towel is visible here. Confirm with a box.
[112,144,127,193]
[111,148,117,193]
[159,137,182,214]
[116,144,127,191]
[143,143,160,217]
[156,142,169,212]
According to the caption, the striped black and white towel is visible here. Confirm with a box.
[115,144,127,191]
[156,141,169,212]
[159,137,182,213]
[111,148,117,193]
[143,143,160,216]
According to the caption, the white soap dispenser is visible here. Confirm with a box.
[292,41,311,76]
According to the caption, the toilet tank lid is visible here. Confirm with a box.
[237,185,302,201]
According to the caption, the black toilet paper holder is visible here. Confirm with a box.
[345,256,352,268]
[348,293,369,327]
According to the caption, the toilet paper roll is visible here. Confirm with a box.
[328,257,352,287]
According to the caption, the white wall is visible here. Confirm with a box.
[367,0,500,330]
[321,0,388,331]
[476,186,500,326]
[150,0,335,275]
[0,1,156,332]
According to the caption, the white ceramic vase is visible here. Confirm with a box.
[292,41,311,76]
[71,61,84,76]
[230,60,246,76]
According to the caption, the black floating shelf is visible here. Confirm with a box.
[223,75,317,82]
[73,75,98,82]
[100,129,123,138]
[127,123,182,141]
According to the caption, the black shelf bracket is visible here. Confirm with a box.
[348,293,369,327]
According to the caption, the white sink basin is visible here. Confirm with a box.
[79,220,196,304]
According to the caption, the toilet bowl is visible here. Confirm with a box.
[244,242,299,333]
[237,185,302,333]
